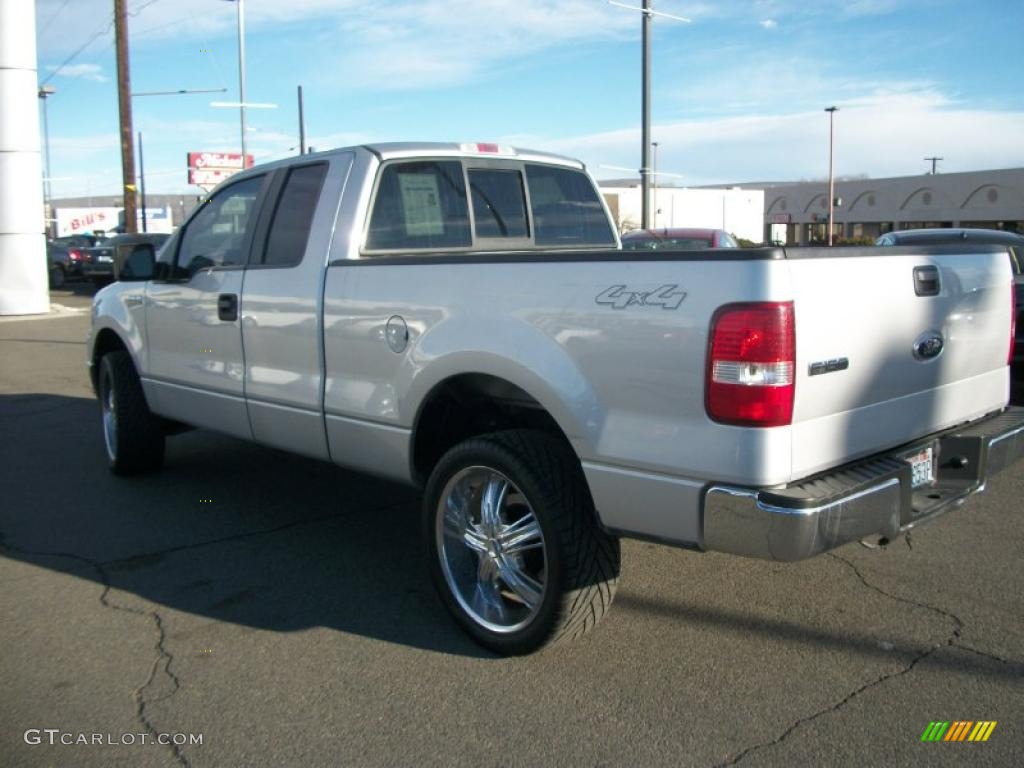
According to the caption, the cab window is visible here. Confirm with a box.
[365,161,471,251]
[524,164,616,247]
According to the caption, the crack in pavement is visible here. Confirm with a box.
[713,552,966,767]
[0,500,411,765]
[0,532,189,767]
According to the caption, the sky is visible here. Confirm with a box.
[31,0,1024,200]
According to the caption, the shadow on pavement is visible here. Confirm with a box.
[0,393,490,659]
[2,390,1023,668]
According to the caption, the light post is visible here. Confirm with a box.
[131,88,225,232]
[38,85,56,237]
[825,106,838,246]
[607,1,690,229]
[221,0,248,166]
[651,141,659,227]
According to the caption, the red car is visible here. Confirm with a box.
[621,228,740,250]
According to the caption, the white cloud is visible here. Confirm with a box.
[759,19,778,30]
[48,63,108,82]
[502,87,1024,186]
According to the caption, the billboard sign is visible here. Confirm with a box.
[56,207,119,237]
[187,151,254,187]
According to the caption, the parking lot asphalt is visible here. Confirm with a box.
[2,288,1022,767]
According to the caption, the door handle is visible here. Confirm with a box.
[217,293,238,322]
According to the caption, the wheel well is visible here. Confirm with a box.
[90,329,129,393]
[411,374,572,485]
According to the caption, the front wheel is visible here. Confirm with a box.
[424,430,620,655]
[98,351,165,474]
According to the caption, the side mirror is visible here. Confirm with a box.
[116,244,155,281]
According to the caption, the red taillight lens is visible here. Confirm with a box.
[1010,279,1017,366]
[69,249,82,261]
[706,302,795,427]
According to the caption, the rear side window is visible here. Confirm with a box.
[469,169,528,239]
[525,164,616,247]
[261,163,328,266]
[366,161,471,251]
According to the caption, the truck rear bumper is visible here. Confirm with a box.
[702,407,1024,561]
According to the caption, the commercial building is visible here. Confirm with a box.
[756,167,1024,245]
[599,180,764,242]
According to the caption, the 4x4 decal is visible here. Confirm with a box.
[595,284,687,310]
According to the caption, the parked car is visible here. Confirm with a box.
[621,227,739,250]
[877,228,1024,364]
[88,142,1023,655]
[82,233,171,285]
[47,233,112,287]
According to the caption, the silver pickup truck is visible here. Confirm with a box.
[88,142,1024,655]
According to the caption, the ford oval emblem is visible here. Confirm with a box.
[913,331,944,361]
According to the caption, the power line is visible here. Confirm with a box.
[40,15,115,86]
[39,0,74,36]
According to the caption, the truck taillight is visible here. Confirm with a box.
[706,302,795,427]
[69,249,82,261]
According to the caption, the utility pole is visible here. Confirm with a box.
[924,156,943,175]
[114,0,137,233]
[297,85,306,154]
[825,106,838,246]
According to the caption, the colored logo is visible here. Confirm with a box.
[921,721,997,742]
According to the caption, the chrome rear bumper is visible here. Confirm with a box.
[703,407,1024,561]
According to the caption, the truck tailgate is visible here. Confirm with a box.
[788,249,1012,480]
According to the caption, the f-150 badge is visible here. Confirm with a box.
[595,284,687,310]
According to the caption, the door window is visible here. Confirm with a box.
[260,163,328,267]
[178,176,264,276]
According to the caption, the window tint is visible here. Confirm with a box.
[525,164,616,247]
[469,169,528,238]
[366,161,471,251]
[178,175,263,276]
[261,163,328,266]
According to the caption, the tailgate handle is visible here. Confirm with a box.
[913,265,940,297]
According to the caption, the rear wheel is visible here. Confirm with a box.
[424,429,620,655]
[98,351,165,474]
[48,265,65,289]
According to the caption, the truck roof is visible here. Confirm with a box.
[362,142,585,169]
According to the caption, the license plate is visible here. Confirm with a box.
[907,447,934,488]
[98,255,112,263]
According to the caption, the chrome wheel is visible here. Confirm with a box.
[436,466,547,634]
[101,374,118,461]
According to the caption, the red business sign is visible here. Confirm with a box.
[187,151,254,186]
[771,213,791,224]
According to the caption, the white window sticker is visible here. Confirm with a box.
[399,173,444,237]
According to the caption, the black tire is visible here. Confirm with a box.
[98,351,165,475]
[49,265,65,289]
[424,429,620,655]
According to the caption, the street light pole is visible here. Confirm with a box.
[236,0,248,166]
[641,0,652,229]
[825,106,838,246]
[297,85,306,155]
[38,85,55,237]
[651,140,658,227]
[137,132,147,232]
[608,2,689,229]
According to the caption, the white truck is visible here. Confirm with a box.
[88,142,1024,654]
